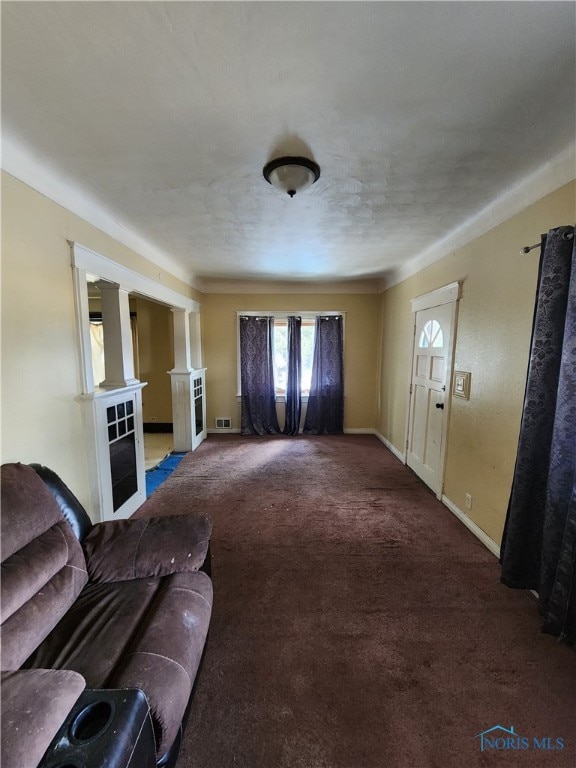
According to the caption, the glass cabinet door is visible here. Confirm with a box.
[192,370,207,448]
[193,376,204,436]
[106,397,138,512]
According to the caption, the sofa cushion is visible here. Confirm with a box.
[1,668,85,768]
[1,523,75,623]
[24,577,164,685]
[110,570,213,756]
[1,464,88,670]
[1,463,74,560]
[82,513,211,584]
[2,548,89,671]
[25,571,213,758]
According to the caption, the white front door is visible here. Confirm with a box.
[406,302,454,496]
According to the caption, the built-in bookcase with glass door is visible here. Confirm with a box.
[71,241,203,523]
[80,384,147,520]
[192,370,207,449]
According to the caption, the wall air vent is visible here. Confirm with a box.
[215,417,232,429]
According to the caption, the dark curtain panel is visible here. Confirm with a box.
[283,316,302,435]
[304,315,344,435]
[240,316,280,435]
[500,225,576,644]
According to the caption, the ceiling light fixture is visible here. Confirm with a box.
[263,156,321,198]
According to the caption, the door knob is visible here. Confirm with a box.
[435,403,445,409]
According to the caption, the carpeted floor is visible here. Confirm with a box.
[136,435,576,768]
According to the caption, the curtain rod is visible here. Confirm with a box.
[521,230,574,254]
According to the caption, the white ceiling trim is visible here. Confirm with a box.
[3,137,574,297]
[385,143,576,290]
[195,277,382,295]
[2,136,198,289]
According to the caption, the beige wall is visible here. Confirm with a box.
[1,172,199,511]
[133,297,174,424]
[202,293,380,432]
[377,180,576,545]
[3,168,574,543]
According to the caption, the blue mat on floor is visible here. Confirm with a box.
[145,452,186,496]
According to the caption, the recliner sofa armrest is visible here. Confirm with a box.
[82,514,212,584]
[30,464,93,541]
[1,668,86,768]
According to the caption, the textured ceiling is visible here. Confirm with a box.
[2,2,575,290]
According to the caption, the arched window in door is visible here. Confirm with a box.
[419,319,444,349]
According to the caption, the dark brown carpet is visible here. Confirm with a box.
[136,435,576,768]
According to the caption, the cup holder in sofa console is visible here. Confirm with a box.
[69,700,115,743]
[38,689,156,768]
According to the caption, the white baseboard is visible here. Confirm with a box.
[373,431,406,463]
[344,428,376,435]
[207,428,241,434]
[441,495,501,558]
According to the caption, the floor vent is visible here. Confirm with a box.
[215,417,232,429]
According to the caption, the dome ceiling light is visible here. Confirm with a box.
[262,156,321,198]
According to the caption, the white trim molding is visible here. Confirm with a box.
[196,278,381,294]
[386,143,576,289]
[2,136,197,287]
[346,429,503,561]
[344,428,377,435]
[374,431,406,463]
[70,241,205,520]
[441,495,501,558]
[410,281,461,313]
[71,241,200,313]
[207,428,242,434]
[236,310,346,398]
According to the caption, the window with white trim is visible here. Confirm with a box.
[272,318,315,395]
[237,311,343,398]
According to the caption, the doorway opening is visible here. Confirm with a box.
[71,241,203,521]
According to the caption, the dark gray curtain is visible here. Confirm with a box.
[283,316,301,435]
[500,225,576,644]
[304,315,344,435]
[240,316,280,435]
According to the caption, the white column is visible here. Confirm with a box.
[98,281,138,388]
[71,266,94,393]
[169,373,193,452]
[169,308,194,452]
[171,308,192,371]
[190,311,203,369]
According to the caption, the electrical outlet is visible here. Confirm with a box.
[150,417,157,422]
[465,493,472,510]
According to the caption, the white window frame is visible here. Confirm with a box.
[236,310,345,401]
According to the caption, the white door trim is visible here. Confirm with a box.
[405,282,461,499]
[410,281,461,313]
